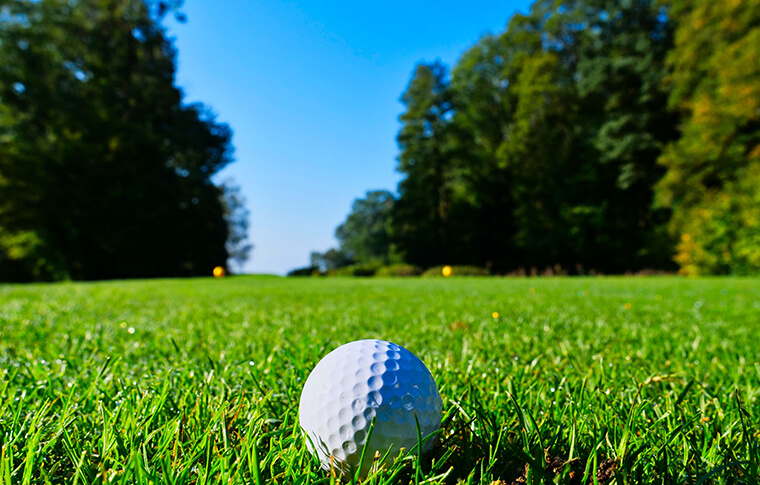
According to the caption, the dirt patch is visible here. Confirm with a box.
[503,455,617,485]
[594,458,618,484]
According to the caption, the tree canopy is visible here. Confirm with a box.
[336,190,397,265]
[390,0,677,274]
[0,0,248,281]
[310,190,398,272]
[319,0,759,276]
[655,0,760,275]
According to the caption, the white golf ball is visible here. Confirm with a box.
[299,339,443,477]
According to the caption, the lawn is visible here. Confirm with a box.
[1,276,759,484]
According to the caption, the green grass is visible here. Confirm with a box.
[1,276,759,484]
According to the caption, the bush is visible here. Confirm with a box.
[375,264,422,277]
[421,265,490,277]
[326,263,382,277]
[287,265,321,277]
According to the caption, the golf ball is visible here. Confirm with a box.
[299,339,442,477]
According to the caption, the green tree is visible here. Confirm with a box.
[310,248,354,272]
[504,48,581,269]
[445,34,520,271]
[336,190,397,265]
[574,0,677,270]
[393,0,676,273]
[310,190,398,272]
[656,0,760,274]
[393,61,458,268]
[495,0,678,272]
[0,0,241,280]
[221,180,253,273]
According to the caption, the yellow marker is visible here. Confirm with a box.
[213,266,226,278]
[492,312,499,319]
[442,265,453,277]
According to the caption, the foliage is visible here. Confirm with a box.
[421,265,489,277]
[656,0,760,275]
[310,191,399,273]
[391,0,678,274]
[336,190,398,265]
[374,264,422,277]
[221,180,253,273]
[673,170,760,275]
[287,265,320,276]
[0,0,242,281]
[318,0,756,276]
[326,262,382,277]
[393,62,459,269]
[1,276,759,483]
[310,248,354,272]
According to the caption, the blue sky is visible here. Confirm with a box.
[165,0,531,275]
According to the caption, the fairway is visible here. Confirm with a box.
[1,276,759,483]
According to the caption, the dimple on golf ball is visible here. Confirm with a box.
[298,339,442,477]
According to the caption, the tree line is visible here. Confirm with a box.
[0,0,250,281]
[310,0,760,276]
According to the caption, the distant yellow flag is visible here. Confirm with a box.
[213,266,226,278]
[442,265,453,277]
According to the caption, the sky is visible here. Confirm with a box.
[165,0,532,275]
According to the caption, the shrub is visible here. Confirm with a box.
[375,264,422,277]
[326,263,382,277]
[421,265,490,277]
[287,265,320,277]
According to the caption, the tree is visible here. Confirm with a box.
[310,190,398,272]
[0,0,241,280]
[221,180,253,273]
[310,248,354,272]
[574,0,677,270]
[448,34,520,272]
[392,0,677,273]
[656,0,760,274]
[336,190,397,265]
[491,0,678,272]
[393,61,457,268]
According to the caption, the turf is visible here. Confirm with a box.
[1,276,759,484]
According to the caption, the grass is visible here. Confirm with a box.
[1,275,759,484]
